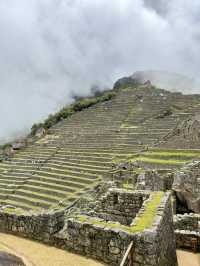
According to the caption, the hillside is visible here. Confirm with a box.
[0,82,200,211]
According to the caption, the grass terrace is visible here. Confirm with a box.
[128,149,200,168]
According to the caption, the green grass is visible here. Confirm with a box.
[131,192,163,232]
[143,150,200,158]
[125,149,200,166]
[77,192,164,234]
[131,156,190,165]
[129,150,200,166]
[120,124,139,129]
[3,207,29,215]
[122,181,134,190]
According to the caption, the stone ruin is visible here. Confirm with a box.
[0,187,177,266]
[54,189,177,266]
[112,159,200,255]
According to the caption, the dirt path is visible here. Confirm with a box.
[177,250,200,266]
[1,234,198,266]
[0,233,103,266]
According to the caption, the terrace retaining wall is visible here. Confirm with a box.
[0,209,64,242]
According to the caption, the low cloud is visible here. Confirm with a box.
[0,0,200,142]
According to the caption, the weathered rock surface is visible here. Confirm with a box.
[0,251,26,266]
[165,116,200,141]
[173,161,200,213]
[160,116,200,149]
[113,76,138,89]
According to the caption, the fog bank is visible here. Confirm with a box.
[0,0,200,142]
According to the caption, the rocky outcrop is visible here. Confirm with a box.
[113,76,139,90]
[173,161,200,213]
[174,213,200,251]
[159,116,200,149]
[0,251,26,266]
[131,70,199,94]
[165,116,200,142]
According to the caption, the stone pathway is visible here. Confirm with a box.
[0,233,103,266]
[177,250,200,266]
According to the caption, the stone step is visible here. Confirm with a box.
[19,184,70,198]
[7,194,53,209]
[27,179,77,193]
[0,200,40,210]
[15,190,61,204]
[44,161,110,171]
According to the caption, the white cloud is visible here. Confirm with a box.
[0,0,199,142]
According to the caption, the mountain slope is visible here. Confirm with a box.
[0,83,200,210]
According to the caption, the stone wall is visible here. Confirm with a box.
[129,192,177,266]
[0,191,177,266]
[174,213,200,231]
[174,213,200,251]
[93,189,149,225]
[53,192,177,266]
[152,193,177,266]
[0,209,64,242]
[136,170,165,191]
[111,163,174,193]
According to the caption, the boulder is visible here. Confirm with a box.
[12,140,26,150]
[113,77,138,90]
[35,127,46,138]
[173,161,200,213]
[0,251,26,266]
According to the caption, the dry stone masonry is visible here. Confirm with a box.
[53,190,177,266]
[93,189,149,225]
[174,213,200,252]
[0,208,64,242]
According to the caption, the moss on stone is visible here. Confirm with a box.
[122,181,134,190]
[76,192,164,234]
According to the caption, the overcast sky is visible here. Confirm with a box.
[0,0,200,142]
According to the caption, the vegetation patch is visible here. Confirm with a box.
[131,156,190,165]
[125,149,200,166]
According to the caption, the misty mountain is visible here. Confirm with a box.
[0,0,200,143]
[131,70,200,94]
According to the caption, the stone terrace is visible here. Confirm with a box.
[0,85,200,210]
